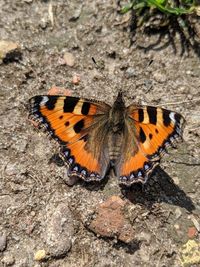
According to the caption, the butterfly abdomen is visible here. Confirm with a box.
[107,131,124,162]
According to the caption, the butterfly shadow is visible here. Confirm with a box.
[50,154,195,211]
[121,166,195,212]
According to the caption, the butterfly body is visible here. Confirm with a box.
[29,92,185,186]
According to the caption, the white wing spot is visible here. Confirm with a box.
[81,170,86,175]
[144,164,149,170]
[40,96,49,106]
[169,112,176,123]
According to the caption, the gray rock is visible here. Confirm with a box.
[125,67,137,78]
[45,203,76,258]
[69,5,82,21]
[5,163,18,176]
[0,233,7,252]
[153,70,167,83]
[174,208,182,220]
[144,79,153,91]
[1,254,15,266]
[63,52,75,67]
[0,40,21,63]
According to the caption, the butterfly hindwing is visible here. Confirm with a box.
[117,105,185,185]
[29,95,111,181]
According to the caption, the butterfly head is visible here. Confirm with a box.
[115,91,124,104]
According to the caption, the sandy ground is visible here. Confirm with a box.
[0,1,200,266]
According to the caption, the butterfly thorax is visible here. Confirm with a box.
[108,93,126,133]
[107,93,127,161]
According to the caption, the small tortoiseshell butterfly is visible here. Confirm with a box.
[28,92,185,186]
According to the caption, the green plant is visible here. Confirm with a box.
[121,0,197,16]
[120,0,200,54]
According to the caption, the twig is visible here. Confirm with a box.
[48,1,54,27]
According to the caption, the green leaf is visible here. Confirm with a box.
[147,0,194,15]
[120,2,134,14]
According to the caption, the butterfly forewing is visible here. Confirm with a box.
[29,95,111,181]
[117,105,185,185]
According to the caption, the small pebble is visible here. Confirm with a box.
[30,211,36,217]
[34,249,46,261]
[47,86,71,96]
[0,40,21,63]
[69,5,82,21]
[63,52,75,67]
[64,172,79,186]
[190,215,200,232]
[174,208,182,220]
[173,176,180,185]
[1,254,15,265]
[0,233,7,252]
[144,79,153,91]
[174,224,180,230]
[186,70,192,75]
[5,163,18,176]
[125,67,137,78]
[45,203,75,257]
[153,70,167,83]
[72,74,80,85]
[187,227,198,239]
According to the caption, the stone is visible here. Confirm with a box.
[64,172,79,186]
[69,5,82,21]
[190,215,200,232]
[0,40,21,63]
[5,163,18,176]
[47,86,71,96]
[72,74,80,85]
[187,227,198,239]
[153,70,167,83]
[63,52,75,67]
[0,233,7,252]
[45,203,76,258]
[174,208,182,220]
[34,249,46,261]
[89,196,134,243]
[1,254,15,265]
[125,67,137,78]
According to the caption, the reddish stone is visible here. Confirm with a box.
[187,227,198,239]
[47,86,71,96]
[89,196,134,243]
[72,74,80,85]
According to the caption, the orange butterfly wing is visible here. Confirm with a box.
[117,105,185,185]
[29,95,110,181]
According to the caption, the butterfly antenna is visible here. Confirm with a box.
[92,57,97,66]
[92,57,107,77]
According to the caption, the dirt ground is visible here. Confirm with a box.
[0,1,200,267]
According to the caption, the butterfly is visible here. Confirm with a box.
[28,92,185,186]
